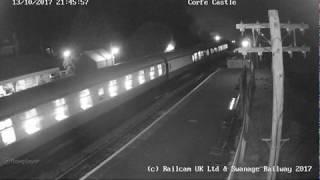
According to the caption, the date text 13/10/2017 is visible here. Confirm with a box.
[12,0,89,6]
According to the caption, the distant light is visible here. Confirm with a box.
[165,43,175,53]
[231,40,236,44]
[241,39,251,48]
[63,49,72,58]
[214,35,221,42]
[229,98,236,110]
[111,47,120,55]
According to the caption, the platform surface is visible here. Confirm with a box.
[84,68,241,179]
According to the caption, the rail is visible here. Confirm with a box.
[227,62,255,180]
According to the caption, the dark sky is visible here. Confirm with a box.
[0,0,317,57]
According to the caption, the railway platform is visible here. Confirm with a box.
[80,68,242,179]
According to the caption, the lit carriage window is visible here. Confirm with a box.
[0,119,16,145]
[24,117,40,135]
[192,53,196,62]
[16,79,26,92]
[55,106,68,121]
[25,108,37,119]
[54,98,69,121]
[98,88,104,96]
[149,66,155,80]
[109,80,118,97]
[55,98,66,106]
[138,70,145,85]
[24,109,41,135]
[80,89,93,110]
[125,75,133,90]
[157,64,163,76]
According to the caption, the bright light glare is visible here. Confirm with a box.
[157,64,163,76]
[24,117,41,135]
[229,98,236,110]
[108,80,118,97]
[125,75,133,90]
[214,35,221,42]
[138,70,145,84]
[231,40,236,44]
[63,50,71,58]
[165,43,175,53]
[241,39,251,48]
[111,47,120,55]
[1,127,16,145]
[102,52,112,60]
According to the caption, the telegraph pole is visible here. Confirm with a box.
[234,9,310,180]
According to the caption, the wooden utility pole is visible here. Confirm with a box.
[234,10,310,180]
[268,10,284,180]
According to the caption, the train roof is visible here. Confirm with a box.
[0,54,59,81]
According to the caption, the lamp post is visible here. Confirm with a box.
[110,46,120,65]
[164,42,175,53]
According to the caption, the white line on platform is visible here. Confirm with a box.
[79,68,221,180]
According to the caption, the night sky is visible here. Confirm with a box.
[0,0,317,62]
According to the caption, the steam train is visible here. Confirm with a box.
[0,43,229,164]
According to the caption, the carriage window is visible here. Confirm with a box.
[150,66,155,80]
[125,75,133,90]
[157,64,163,76]
[80,89,93,110]
[24,108,41,135]
[109,80,118,97]
[0,118,16,145]
[54,98,69,121]
[138,70,145,85]
[16,79,26,92]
